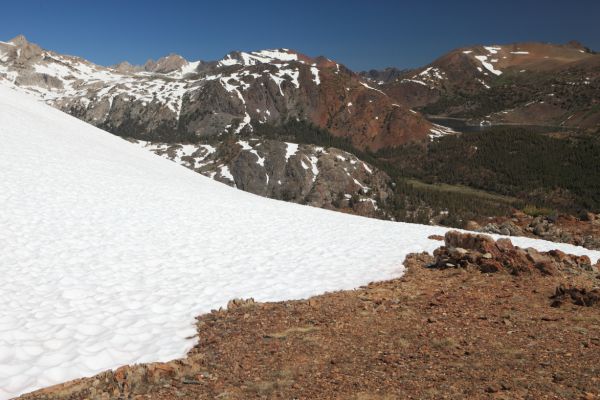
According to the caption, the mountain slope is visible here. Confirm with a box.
[132,137,392,218]
[380,42,600,129]
[2,84,599,399]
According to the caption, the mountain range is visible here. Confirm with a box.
[0,35,435,149]
[1,35,598,222]
[376,41,599,129]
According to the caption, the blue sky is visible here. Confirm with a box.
[1,0,598,71]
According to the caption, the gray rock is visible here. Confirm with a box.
[134,138,393,219]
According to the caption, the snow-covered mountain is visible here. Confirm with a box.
[2,81,599,399]
[0,35,436,150]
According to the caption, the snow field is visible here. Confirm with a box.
[0,84,599,398]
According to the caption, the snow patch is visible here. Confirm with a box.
[474,55,502,76]
[310,65,320,85]
[285,142,299,161]
[484,46,501,54]
[359,81,387,96]
[219,165,234,181]
[429,123,457,138]
[219,49,298,67]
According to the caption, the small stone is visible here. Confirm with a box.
[465,220,481,231]
[450,247,469,258]
[428,234,444,241]
[485,385,500,393]
[481,253,493,259]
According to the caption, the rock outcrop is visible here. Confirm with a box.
[430,231,597,276]
[133,137,393,217]
[550,285,600,308]
[477,211,600,250]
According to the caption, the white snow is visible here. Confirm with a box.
[429,123,457,138]
[177,60,201,77]
[219,165,234,181]
[1,84,599,399]
[510,51,530,55]
[285,142,299,161]
[359,81,387,96]
[238,140,252,151]
[477,78,491,89]
[474,55,503,76]
[308,155,319,181]
[401,78,428,86]
[136,142,216,170]
[234,112,251,134]
[310,65,320,85]
[237,140,265,167]
[484,46,502,54]
[418,67,444,80]
[218,49,298,67]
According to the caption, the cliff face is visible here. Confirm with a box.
[133,137,394,218]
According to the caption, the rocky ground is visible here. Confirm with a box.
[20,232,600,400]
[472,210,600,250]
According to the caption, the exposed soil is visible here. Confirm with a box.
[20,234,600,400]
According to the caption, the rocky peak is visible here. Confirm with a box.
[1,34,44,64]
[9,34,29,46]
[144,53,188,73]
[359,67,407,84]
[112,61,143,74]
